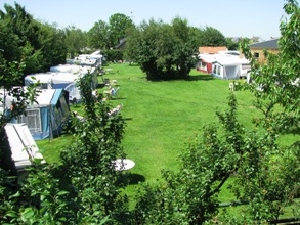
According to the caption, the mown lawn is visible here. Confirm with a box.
[37,62,297,211]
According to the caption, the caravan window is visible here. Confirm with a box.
[17,109,41,133]
[242,64,251,71]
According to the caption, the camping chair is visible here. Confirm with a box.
[104,78,110,86]
[112,87,120,99]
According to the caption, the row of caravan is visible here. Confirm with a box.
[25,63,99,103]
[1,51,103,140]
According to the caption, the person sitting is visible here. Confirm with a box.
[110,86,116,95]
[108,104,123,117]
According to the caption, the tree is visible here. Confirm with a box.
[0,2,68,78]
[58,74,129,223]
[240,0,300,129]
[37,22,68,71]
[0,57,40,225]
[124,17,196,80]
[88,19,110,50]
[225,37,239,50]
[198,27,227,47]
[0,69,130,224]
[64,26,87,59]
[109,13,134,48]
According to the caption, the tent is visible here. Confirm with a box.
[211,55,251,80]
[2,88,71,140]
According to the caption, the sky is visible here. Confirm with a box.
[1,0,289,40]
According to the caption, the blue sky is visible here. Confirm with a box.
[1,0,289,40]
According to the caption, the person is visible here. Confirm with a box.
[110,86,116,95]
[108,104,123,117]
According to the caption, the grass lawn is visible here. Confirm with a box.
[36,62,299,212]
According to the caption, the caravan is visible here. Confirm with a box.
[25,64,98,102]
[211,55,251,80]
[197,51,251,80]
[2,88,71,140]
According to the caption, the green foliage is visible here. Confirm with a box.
[87,13,134,50]
[109,13,134,47]
[103,49,124,62]
[59,73,129,223]
[198,27,227,47]
[124,17,196,80]
[64,26,87,59]
[225,38,239,50]
[0,2,68,78]
[88,19,110,49]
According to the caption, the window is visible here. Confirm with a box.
[254,52,259,58]
[17,108,41,133]
[242,64,251,71]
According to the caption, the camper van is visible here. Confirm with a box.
[2,88,71,140]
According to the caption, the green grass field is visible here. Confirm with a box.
[36,62,293,208]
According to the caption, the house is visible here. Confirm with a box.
[250,36,265,43]
[115,38,126,50]
[198,46,228,54]
[249,38,280,64]
[2,88,71,140]
[2,123,45,182]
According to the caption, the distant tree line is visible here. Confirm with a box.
[0,2,238,82]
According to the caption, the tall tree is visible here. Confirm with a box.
[124,17,196,80]
[0,2,68,77]
[64,26,87,58]
[109,13,134,48]
[87,19,110,49]
[198,26,227,46]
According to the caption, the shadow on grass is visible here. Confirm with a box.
[136,73,214,82]
[186,74,215,81]
[112,97,126,100]
[127,173,146,185]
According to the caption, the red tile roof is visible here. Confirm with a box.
[199,46,227,54]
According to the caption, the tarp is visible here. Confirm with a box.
[4,123,44,171]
